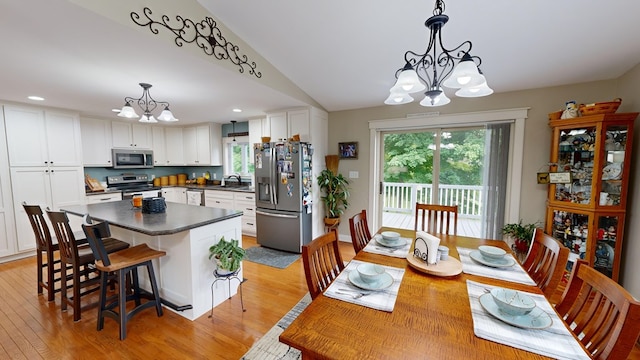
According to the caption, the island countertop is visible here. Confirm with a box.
[62,200,242,236]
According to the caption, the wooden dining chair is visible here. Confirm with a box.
[349,209,372,253]
[302,229,345,299]
[46,210,129,321]
[82,220,165,340]
[555,259,640,360]
[414,203,458,235]
[522,228,570,302]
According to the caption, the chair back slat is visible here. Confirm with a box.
[556,259,640,359]
[82,221,113,267]
[349,209,372,253]
[302,230,344,299]
[23,203,53,250]
[414,203,458,235]
[46,210,78,263]
[522,228,570,300]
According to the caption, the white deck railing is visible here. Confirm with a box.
[382,182,482,218]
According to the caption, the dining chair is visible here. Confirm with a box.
[414,203,458,235]
[349,209,372,253]
[46,210,129,321]
[82,220,165,340]
[302,229,345,299]
[555,259,640,360]
[522,228,570,302]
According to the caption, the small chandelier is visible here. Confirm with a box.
[117,83,178,123]
[385,0,493,107]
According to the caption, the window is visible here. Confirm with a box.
[223,136,254,177]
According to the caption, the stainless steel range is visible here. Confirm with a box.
[106,174,161,199]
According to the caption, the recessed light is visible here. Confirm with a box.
[28,96,45,101]
[232,108,242,113]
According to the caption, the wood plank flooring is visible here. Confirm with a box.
[0,236,355,360]
[2,236,639,359]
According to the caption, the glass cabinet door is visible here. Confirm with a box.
[554,126,596,205]
[599,124,628,207]
[550,210,589,260]
[594,215,620,278]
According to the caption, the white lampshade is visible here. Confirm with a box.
[384,91,414,105]
[157,107,178,122]
[117,102,139,118]
[443,54,485,89]
[455,80,494,97]
[420,88,451,107]
[139,113,158,123]
[390,64,426,94]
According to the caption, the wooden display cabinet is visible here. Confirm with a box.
[545,112,637,281]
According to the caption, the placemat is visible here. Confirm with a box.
[362,234,412,258]
[467,280,589,360]
[324,260,405,312]
[457,247,536,286]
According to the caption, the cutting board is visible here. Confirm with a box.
[85,175,104,192]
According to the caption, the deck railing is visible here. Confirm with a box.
[382,182,483,218]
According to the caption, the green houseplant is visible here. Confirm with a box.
[317,168,350,225]
[208,237,245,274]
[501,220,537,255]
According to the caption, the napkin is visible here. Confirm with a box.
[466,280,590,360]
[457,247,536,286]
[362,234,412,258]
[324,260,405,312]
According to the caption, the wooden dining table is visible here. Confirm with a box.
[279,227,572,359]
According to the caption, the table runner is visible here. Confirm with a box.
[362,234,412,258]
[324,259,405,312]
[466,280,589,360]
[457,247,537,286]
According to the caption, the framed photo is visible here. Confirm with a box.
[339,142,358,159]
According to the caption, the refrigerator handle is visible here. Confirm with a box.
[270,146,278,205]
[256,210,297,219]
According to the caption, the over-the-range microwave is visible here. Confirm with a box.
[112,148,154,169]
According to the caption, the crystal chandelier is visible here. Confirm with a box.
[385,0,493,107]
[117,83,178,123]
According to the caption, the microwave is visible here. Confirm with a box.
[112,148,154,169]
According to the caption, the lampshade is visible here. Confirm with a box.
[117,83,177,123]
[139,113,158,123]
[455,80,494,97]
[157,107,178,122]
[384,91,414,105]
[117,102,139,118]
[390,63,426,94]
[420,88,450,107]
[442,53,485,89]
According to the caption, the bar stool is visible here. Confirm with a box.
[82,221,165,340]
[208,269,245,320]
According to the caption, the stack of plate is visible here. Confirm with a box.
[376,231,405,248]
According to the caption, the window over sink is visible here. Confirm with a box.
[222,135,254,182]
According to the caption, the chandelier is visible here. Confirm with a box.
[385,0,493,107]
[117,83,178,123]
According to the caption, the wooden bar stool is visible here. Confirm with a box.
[82,221,166,340]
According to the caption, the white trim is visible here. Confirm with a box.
[368,108,529,232]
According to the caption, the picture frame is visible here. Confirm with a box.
[339,142,358,159]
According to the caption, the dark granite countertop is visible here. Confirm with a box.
[62,200,242,236]
[85,184,255,196]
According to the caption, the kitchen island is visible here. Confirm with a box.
[62,200,243,320]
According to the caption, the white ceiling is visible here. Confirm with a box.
[2,0,640,125]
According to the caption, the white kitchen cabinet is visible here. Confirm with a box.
[0,113,16,259]
[112,121,152,148]
[162,187,187,204]
[266,108,311,142]
[4,106,82,167]
[151,126,167,166]
[248,117,264,160]
[164,127,185,165]
[10,166,85,251]
[205,190,234,209]
[80,118,113,166]
[183,124,222,165]
[234,192,256,236]
[85,192,122,204]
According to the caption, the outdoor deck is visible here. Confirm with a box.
[382,211,482,238]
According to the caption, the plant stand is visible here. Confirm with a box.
[208,269,245,320]
[324,218,340,234]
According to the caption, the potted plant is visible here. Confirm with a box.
[317,168,350,226]
[208,237,245,275]
[501,220,537,258]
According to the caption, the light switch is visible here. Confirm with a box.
[348,171,359,179]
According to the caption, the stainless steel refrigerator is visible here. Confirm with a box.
[254,141,313,253]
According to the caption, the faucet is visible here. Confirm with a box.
[226,174,242,186]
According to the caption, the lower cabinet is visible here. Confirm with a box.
[162,187,187,204]
[86,192,122,204]
[205,190,256,236]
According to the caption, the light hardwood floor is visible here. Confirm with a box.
[2,236,639,359]
[0,236,355,360]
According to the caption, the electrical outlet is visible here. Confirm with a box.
[349,171,359,179]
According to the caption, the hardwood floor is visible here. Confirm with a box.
[0,236,355,360]
[2,236,639,359]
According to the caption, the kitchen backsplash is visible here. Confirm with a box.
[84,166,223,185]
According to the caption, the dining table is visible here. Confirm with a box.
[279,227,589,359]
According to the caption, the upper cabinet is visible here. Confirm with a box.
[4,106,82,167]
[183,123,222,166]
[81,118,113,167]
[266,108,311,142]
[112,121,152,148]
[164,127,185,166]
[151,126,167,166]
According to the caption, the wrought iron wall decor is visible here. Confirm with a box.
[131,7,261,78]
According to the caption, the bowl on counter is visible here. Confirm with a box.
[357,263,385,284]
[490,288,536,316]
